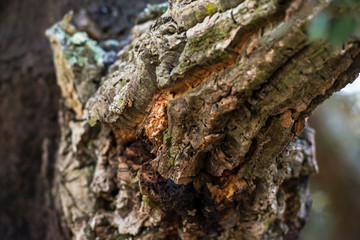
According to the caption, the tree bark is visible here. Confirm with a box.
[44,0,360,239]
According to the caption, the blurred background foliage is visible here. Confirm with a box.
[308,0,360,46]
[302,78,360,240]
[305,2,360,237]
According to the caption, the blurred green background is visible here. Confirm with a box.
[301,77,360,240]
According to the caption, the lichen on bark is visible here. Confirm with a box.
[46,11,105,117]
[47,0,360,239]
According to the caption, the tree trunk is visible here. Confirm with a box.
[4,0,360,239]
[47,0,360,239]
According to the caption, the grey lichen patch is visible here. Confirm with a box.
[108,84,131,116]
[70,32,88,45]
[46,11,105,117]
[137,2,169,24]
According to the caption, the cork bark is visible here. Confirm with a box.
[46,0,360,239]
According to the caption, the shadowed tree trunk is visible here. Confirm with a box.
[0,0,162,239]
[2,0,359,239]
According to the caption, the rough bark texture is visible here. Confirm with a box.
[45,0,360,239]
[7,0,360,239]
